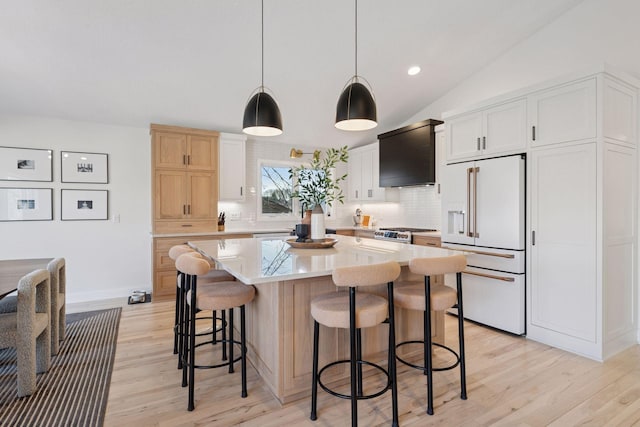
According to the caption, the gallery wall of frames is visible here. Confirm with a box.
[0,146,109,221]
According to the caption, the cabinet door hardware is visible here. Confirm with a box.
[187,205,191,215]
[183,205,186,215]
[467,167,473,237]
[532,230,536,245]
[463,270,515,282]
[368,189,372,198]
[482,136,486,149]
[532,126,536,141]
[476,137,481,151]
[442,246,515,259]
[355,190,358,199]
[187,155,191,165]
[240,187,243,196]
[183,155,187,165]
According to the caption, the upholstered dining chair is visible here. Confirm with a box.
[48,258,66,355]
[0,269,51,397]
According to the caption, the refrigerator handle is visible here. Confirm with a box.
[473,167,479,238]
[467,167,473,237]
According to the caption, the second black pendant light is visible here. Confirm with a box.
[242,0,283,136]
[335,0,378,131]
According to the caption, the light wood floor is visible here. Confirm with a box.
[102,299,640,426]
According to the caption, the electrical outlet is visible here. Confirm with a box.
[229,211,241,221]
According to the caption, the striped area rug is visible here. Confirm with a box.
[0,308,121,426]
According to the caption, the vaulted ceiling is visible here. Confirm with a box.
[0,0,583,147]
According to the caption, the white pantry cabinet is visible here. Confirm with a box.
[445,98,526,162]
[348,142,385,202]
[527,71,638,361]
[218,132,246,201]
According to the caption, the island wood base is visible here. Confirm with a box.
[239,266,444,404]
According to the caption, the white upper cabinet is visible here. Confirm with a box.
[348,142,385,202]
[218,133,246,201]
[603,78,637,146]
[446,98,526,162]
[528,78,596,147]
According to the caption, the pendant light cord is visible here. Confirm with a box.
[261,0,264,90]
[354,0,358,78]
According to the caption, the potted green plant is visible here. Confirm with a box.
[289,146,349,240]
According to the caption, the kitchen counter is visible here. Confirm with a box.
[189,234,453,285]
[189,235,456,403]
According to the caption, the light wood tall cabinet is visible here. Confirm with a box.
[151,124,223,298]
[151,124,219,233]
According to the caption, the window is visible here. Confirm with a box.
[258,160,297,220]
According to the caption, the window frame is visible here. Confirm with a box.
[256,158,299,221]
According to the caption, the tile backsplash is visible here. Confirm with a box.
[219,139,443,232]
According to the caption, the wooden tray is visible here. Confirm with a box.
[285,238,338,249]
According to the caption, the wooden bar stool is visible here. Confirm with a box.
[393,254,467,415]
[176,253,255,411]
[310,261,401,427]
[169,244,234,364]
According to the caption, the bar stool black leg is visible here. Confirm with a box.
[310,320,319,421]
[188,277,198,411]
[181,276,191,387]
[174,272,180,354]
[387,281,399,427]
[348,287,358,427]
[212,309,217,344]
[456,272,467,400]
[424,275,434,415]
[241,305,248,398]
[228,307,235,374]
[222,310,228,361]
[356,328,363,397]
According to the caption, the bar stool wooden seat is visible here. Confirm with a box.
[310,261,401,427]
[169,244,234,362]
[176,253,255,411]
[393,254,467,415]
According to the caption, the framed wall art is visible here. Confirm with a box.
[61,151,108,183]
[0,188,53,221]
[0,146,53,182]
[61,189,108,220]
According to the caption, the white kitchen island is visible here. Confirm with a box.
[189,235,460,404]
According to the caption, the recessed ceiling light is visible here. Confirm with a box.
[408,66,421,76]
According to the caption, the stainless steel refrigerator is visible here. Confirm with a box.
[440,154,525,335]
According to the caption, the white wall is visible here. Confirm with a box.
[405,0,640,124]
[0,114,151,303]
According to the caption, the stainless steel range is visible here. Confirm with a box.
[374,227,437,244]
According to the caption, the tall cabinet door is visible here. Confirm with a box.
[529,143,597,343]
[155,171,187,219]
[187,135,217,171]
[188,172,216,219]
[154,132,187,169]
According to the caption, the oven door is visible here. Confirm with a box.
[446,266,525,335]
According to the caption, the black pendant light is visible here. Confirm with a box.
[335,0,377,131]
[243,0,283,136]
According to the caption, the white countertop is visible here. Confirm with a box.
[189,234,457,285]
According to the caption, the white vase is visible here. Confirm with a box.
[310,205,325,241]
